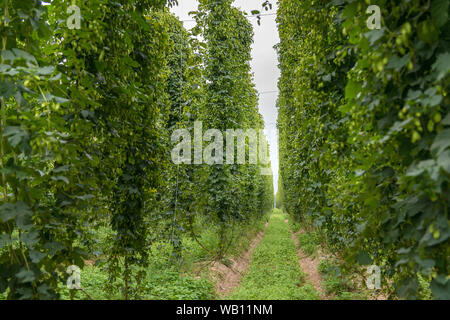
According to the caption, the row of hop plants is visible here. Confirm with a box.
[277,0,449,299]
[0,0,273,299]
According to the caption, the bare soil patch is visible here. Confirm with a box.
[285,220,328,300]
[84,259,95,266]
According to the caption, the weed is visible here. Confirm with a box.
[228,210,320,300]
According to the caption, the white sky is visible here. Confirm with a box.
[170,0,280,193]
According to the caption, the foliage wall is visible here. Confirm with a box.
[0,0,274,299]
[277,0,449,299]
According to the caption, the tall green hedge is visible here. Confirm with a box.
[277,0,449,299]
[0,0,274,299]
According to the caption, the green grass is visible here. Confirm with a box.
[317,258,369,300]
[180,213,270,270]
[417,273,432,300]
[55,215,269,300]
[286,215,302,234]
[59,265,119,300]
[285,214,321,257]
[297,231,320,257]
[58,258,215,300]
[228,209,320,300]
[0,213,270,300]
[144,269,214,300]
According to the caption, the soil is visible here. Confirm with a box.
[285,220,328,300]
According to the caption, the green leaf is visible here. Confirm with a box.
[364,29,385,45]
[0,64,10,72]
[355,169,365,177]
[355,251,372,265]
[406,160,436,177]
[39,93,70,104]
[0,234,12,248]
[11,48,37,65]
[2,126,29,148]
[388,118,412,135]
[43,241,65,255]
[36,66,55,75]
[432,52,450,81]
[431,275,450,300]
[339,103,351,114]
[16,269,36,283]
[437,149,450,173]
[0,202,33,228]
[75,194,95,201]
[442,113,450,126]
[386,54,409,70]
[20,230,40,246]
[345,80,361,100]
[0,203,17,222]
[51,175,70,184]
[421,94,442,107]
[29,250,46,263]
[431,129,450,156]
[397,247,412,254]
[431,0,449,28]
[0,80,15,99]
[1,50,15,62]
[418,20,439,44]
[52,166,70,173]
[414,256,435,270]
[397,277,419,299]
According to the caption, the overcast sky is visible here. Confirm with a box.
[170,0,280,193]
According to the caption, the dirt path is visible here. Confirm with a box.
[285,220,328,300]
[210,222,269,298]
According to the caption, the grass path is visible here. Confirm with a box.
[288,226,328,299]
[211,221,269,298]
[227,209,320,300]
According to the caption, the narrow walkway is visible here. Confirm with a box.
[227,209,320,299]
[288,226,328,299]
[211,221,269,298]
